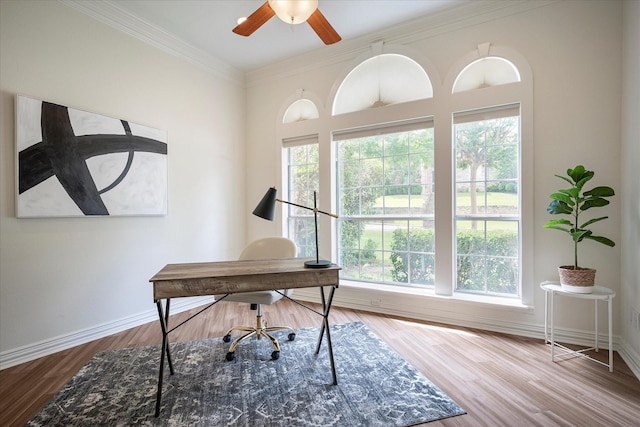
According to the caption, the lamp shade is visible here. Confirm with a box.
[268,0,318,25]
[252,187,278,221]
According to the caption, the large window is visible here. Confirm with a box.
[278,48,532,304]
[335,120,434,285]
[284,141,319,258]
[453,105,521,297]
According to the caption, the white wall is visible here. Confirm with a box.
[0,1,246,367]
[620,0,640,374]
[244,0,636,367]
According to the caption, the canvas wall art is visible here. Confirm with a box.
[16,95,168,217]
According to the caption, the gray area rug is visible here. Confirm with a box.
[28,321,465,426]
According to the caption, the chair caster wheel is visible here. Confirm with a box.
[223,334,231,343]
[225,352,235,361]
[271,351,280,360]
[288,333,296,341]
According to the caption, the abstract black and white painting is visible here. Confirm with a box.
[16,95,168,217]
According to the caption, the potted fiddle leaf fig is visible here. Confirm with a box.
[543,165,615,293]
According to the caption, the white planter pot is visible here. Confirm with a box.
[558,266,596,294]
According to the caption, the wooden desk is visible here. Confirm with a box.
[150,258,341,417]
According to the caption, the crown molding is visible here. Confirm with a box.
[60,0,245,86]
[59,0,557,89]
[245,0,558,87]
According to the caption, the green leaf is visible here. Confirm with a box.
[575,171,594,190]
[546,200,572,215]
[584,186,615,197]
[554,174,574,186]
[568,165,586,183]
[560,188,579,199]
[580,216,608,228]
[544,224,572,234]
[586,235,616,247]
[571,229,591,242]
[580,198,610,210]
[544,219,572,227]
[549,192,574,205]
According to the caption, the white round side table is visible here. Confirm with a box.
[540,281,615,372]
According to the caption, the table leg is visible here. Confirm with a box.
[595,299,599,352]
[608,296,613,372]
[544,289,549,343]
[550,291,555,362]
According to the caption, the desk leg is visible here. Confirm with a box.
[316,287,327,353]
[155,299,174,417]
[608,296,613,372]
[314,285,338,386]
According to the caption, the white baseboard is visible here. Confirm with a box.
[0,296,213,370]
[618,341,640,380]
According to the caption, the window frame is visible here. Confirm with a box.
[453,104,522,298]
[333,118,436,287]
[282,135,319,258]
[275,46,534,307]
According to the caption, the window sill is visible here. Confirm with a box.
[339,279,533,312]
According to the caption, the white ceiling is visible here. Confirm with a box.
[103,0,468,72]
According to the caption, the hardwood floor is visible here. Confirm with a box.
[1,300,639,426]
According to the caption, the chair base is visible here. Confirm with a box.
[223,313,295,361]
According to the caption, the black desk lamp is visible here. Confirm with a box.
[253,187,338,268]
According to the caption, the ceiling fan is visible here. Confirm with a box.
[233,0,342,45]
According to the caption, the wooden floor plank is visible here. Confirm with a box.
[1,300,639,426]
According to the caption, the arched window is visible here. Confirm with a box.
[333,54,433,115]
[283,99,319,123]
[453,57,520,92]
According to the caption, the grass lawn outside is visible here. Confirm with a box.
[377,192,517,207]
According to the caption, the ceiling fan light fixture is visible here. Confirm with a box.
[268,0,318,25]
[233,0,340,45]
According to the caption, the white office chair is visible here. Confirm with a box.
[216,237,297,361]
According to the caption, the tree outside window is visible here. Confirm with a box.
[454,106,520,297]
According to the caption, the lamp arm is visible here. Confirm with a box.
[277,198,339,218]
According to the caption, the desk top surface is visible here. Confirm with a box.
[151,258,339,281]
[150,258,341,299]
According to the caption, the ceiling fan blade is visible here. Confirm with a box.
[307,8,341,45]
[232,2,275,37]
